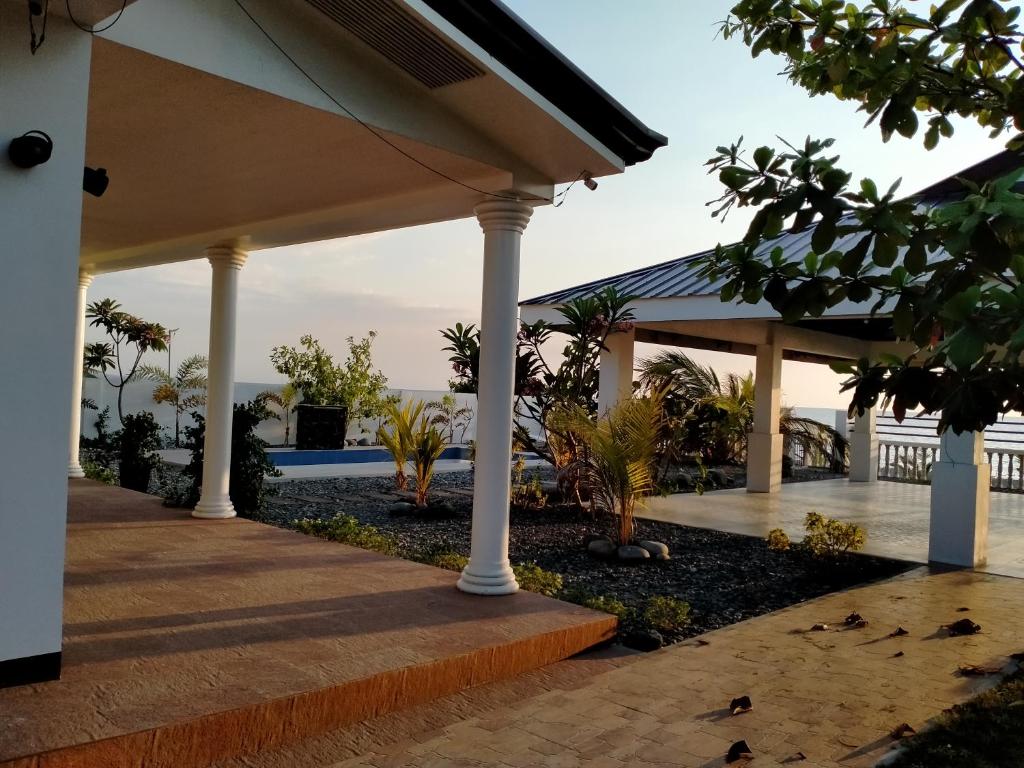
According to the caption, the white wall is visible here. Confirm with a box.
[81,379,482,446]
[0,10,92,666]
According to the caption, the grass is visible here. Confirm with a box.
[888,667,1024,768]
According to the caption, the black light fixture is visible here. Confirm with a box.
[83,166,109,197]
[583,172,598,191]
[7,130,52,168]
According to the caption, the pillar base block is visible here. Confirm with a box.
[68,462,85,479]
[192,499,237,520]
[848,432,879,483]
[746,432,783,493]
[929,462,989,568]
[457,561,519,595]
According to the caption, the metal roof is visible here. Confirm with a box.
[522,150,1022,306]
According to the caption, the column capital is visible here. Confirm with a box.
[474,199,533,235]
[206,244,248,269]
[77,270,93,289]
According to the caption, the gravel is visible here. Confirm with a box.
[258,471,914,645]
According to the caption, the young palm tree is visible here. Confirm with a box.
[638,350,847,469]
[409,411,447,507]
[257,383,299,446]
[377,399,426,491]
[558,394,665,546]
[138,354,208,448]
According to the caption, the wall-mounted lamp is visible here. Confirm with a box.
[83,167,109,197]
[583,172,598,191]
[7,130,52,168]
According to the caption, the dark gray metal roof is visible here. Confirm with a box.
[521,149,1022,307]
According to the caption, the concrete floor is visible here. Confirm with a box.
[642,478,1024,577]
[0,480,613,768]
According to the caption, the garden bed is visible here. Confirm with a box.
[259,471,913,646]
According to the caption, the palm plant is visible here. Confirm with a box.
[409,411,447,507]
[638,350,847,470]
[257,383,299,446]
[138,354,208,448]
[556,394,665,547]
[377,399,426,492]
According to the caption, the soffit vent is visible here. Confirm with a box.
[306,0,485,89]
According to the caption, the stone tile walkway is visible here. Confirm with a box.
[642,479,1024,578]
[295,568,1024,768]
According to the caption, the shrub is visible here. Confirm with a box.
[118,412,162,492]
[510,456,547,510]
[82,459,117,485]
[642,596,690,633]
[561,588,634,621]
[802,511,866,558]
[413,547,469,572]
[295,514,398,556]
[767,528,791,552]
[81,406,118,471]
[169,401,282,514]
[512,563,563,597]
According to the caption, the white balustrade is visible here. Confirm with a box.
[877,438,1024,491]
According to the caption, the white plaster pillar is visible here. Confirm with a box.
[458,200,532,595]
[68,271,93,478]
[747,340,783,493]
[848,407,878,482]
[598,327,635,413]
[193,245,247,519]
[0,7,91,681]
[929,429,989,567]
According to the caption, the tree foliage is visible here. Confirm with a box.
[87,298,169,425]
[270,333,388,422]
[701,0,1024,433]
[139,354,208,448]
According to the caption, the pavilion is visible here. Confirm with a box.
[0,0,665,686]
[520,151,1022,573]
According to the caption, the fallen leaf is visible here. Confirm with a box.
[811,623,829,632]
[844,612,864,626]
[730,695,753,715]
[893,651,905,658]
[890,626,910,637]
[957,607,970,612]
[890,723,916,739]
[959,664,1002,677]
[727,740,754,763]
[946,618,982,636]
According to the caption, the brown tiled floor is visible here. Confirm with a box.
[318,568,1024,768]
[0,480,614,768]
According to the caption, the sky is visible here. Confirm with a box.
[88,0,1001,408]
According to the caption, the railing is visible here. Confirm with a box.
[878,439,1024,491]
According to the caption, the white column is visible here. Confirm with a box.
[193,245,247,519]
[747,340,783,493]
[929,429,989,567]
[848,407,878,482]
[68,271,93,478]
[458,200,532,595]
[598,327,635,413]
[0,7,91,680]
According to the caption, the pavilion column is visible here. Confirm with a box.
[598,327,635,413]
[928,429,989,567]
[68,271,93,478]
[458,200,532,595]
[848,407,878,482]
[193,245,247,520]
[747,339,783,493]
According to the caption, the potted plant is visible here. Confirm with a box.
[270,333,387,450]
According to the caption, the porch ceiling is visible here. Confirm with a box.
[82,38,512,273]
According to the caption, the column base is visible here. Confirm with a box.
[929,462,989,568]
[457,561,519,595]
[746,432,783,493]
[848,432,879,482]
[68,462,85,479]
[192,498,237,519]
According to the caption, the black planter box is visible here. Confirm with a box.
[295,404,348,450]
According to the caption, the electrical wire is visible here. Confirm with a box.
[230,0,585,207]
[65,0,128,35]
[29,0,49,54]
